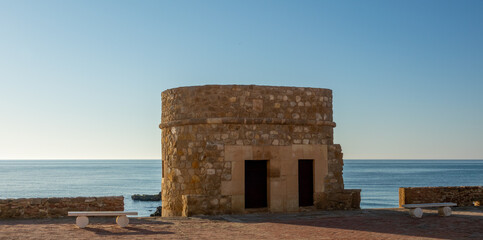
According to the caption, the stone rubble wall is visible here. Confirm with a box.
[161,85,334,126]
[182,195,232,217]
[399,186,483,207]
[326,144,345,192]
[0,196,124,219]
[314,144,360,210]
[315,189,361,210]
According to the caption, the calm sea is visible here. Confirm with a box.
[344,160,483,208]
[1,160,482,216]
[0,160,161,217]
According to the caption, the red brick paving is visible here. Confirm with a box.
[0,207,481,239]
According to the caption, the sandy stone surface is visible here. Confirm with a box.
[0,207,481,239]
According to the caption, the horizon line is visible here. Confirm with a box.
[1,158,482,161]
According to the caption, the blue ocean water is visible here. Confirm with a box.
[344,160,483,208]
[0,160,482,216]
[0,160,162,217]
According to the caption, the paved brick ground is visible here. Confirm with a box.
[0,207,481,239]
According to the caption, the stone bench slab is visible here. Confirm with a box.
[402,202,457,208]
[68,211,138,217]
[401,202,456,218]
[68,211,138,228]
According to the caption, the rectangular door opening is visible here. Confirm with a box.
[245,160,268,208]
[298,159,314,207]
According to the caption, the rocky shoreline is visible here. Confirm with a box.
[131,192,161,201]
[130,192,162,216]
[150,206,162,216]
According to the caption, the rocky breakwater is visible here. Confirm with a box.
[0,196,124,219]
[131,192,161,201]
[130,192,162,217]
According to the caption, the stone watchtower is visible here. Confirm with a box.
[160,85,360,217]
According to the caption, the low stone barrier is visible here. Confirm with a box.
[399,186,483,207]
[0,196,124,219]
[182,195,231,217]
[316,189,361,210]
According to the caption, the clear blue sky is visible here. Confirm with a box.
[1,0,482,159]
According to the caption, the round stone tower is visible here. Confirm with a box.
[160,85,360,217]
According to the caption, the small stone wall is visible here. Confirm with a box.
[182,195,232,217]
[399,186,483,207]
[0,196,124,219]
[317,189,361,210]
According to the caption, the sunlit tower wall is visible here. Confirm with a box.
[160,85,360,217]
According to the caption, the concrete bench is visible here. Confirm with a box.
[68,211,138,228]
[401,202,457,218]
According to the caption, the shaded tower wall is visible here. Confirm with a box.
[160,85,360,217]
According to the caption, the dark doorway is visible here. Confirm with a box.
[298,159,314,206]
[245,160,268,208]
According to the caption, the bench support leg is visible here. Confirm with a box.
[116,215,129,227]
[409,208,423,218]
[438,206,452,216]
[76,216,89,228]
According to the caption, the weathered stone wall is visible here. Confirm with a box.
[317,144,361,210]
[399,186,483,207]
[161,85,335,127]
[182,195,232,217]
[0,196,124,219]
[160,85,360,216]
